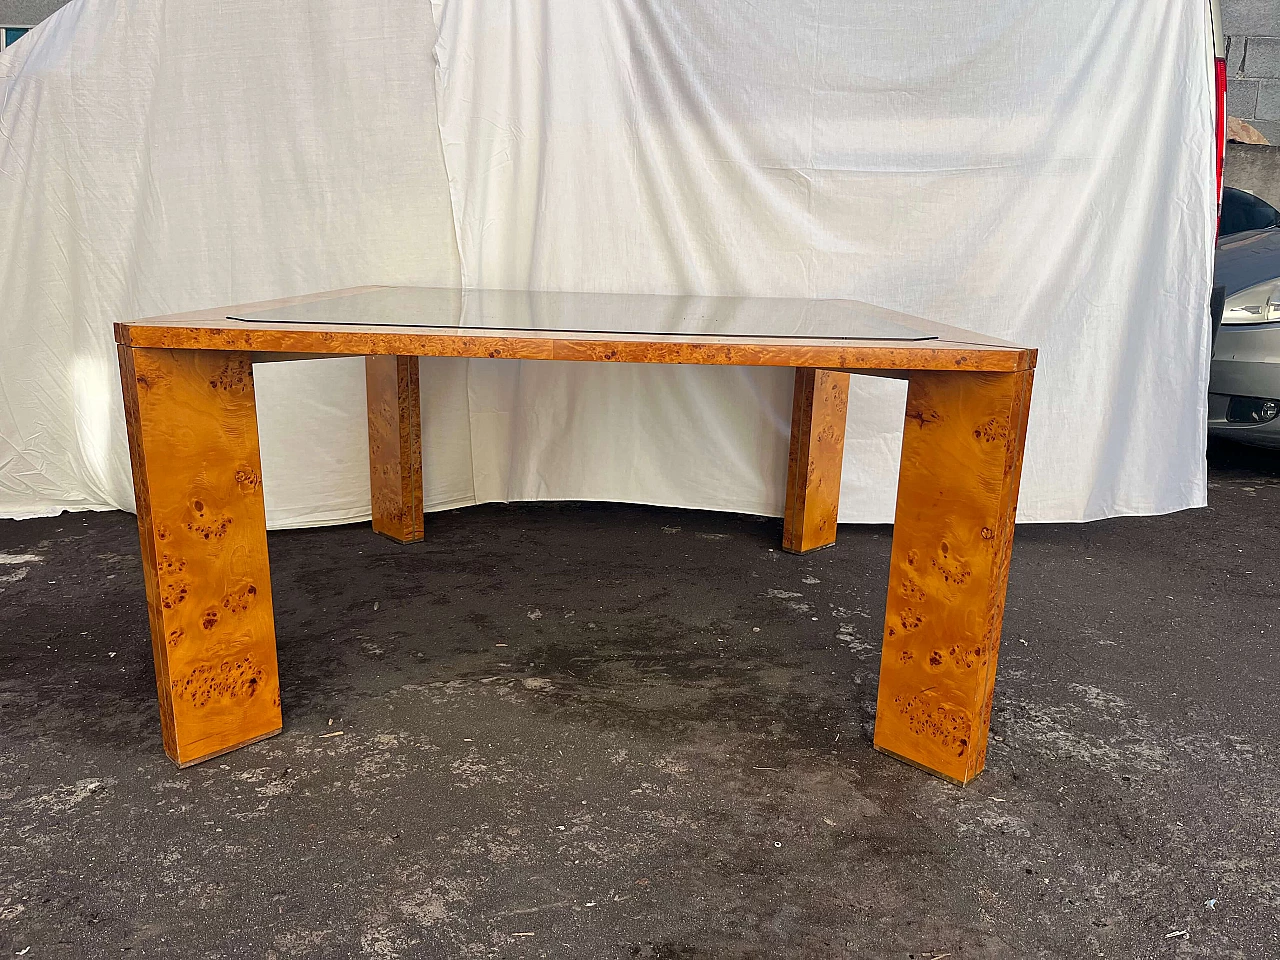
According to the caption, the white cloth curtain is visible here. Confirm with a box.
[0,0,1215,526]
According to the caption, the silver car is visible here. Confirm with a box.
[1209,187,1280,448]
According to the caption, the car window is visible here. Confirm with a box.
[1220,187,1280,237]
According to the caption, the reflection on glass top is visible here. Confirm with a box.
[228,287,942,342]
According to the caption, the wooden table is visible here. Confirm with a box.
[114,286,1036,784]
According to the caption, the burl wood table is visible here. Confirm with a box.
[114,286,1036,784]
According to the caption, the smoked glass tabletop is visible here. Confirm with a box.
[226,287,950,343]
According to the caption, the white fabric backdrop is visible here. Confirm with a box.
[0,0,1215,527]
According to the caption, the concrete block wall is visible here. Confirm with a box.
[1224,0,1280,145]
[1226,142,1280,207]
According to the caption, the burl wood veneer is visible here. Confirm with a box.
[873,369,1034,784]
[783,368,851,554]
[116,286,1036,780]
[118,347,281,766]
[365,355,424,543]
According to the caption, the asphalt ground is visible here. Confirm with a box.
[1,438,1276,959]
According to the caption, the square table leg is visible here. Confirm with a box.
[874,369,1034,784]
[783,367,850,554]
[365,355,424,543]
[118,346,282,766]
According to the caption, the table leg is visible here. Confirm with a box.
[365,355,424,543]
[873,369,1034,784]
[118,347,281,766]
[782,368,850,554]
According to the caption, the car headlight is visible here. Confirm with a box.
[1222,280,1280,325]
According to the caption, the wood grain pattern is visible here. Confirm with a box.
[118,346,281,767]
[873,369,1034,784]
[782,368,850,553]
[365,355,424,543]
[116,324,1032,373]
[113,288,1034,374]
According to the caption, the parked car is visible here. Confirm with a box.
[1219,186,1280,238]
[1209,188,1280,448]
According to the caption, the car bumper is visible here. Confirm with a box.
[1209,321,1280,448]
